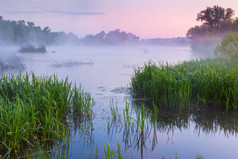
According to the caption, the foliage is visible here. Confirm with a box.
[215,32,238,58]
[0,16,140,46]
[0,16,80,45]
[102,137,122,159]
[131,58,238,110]
[186,19,238,41]
[195,154,205,159]
[110,99,121,120]
[19,44,47,53]
[186,5,238,53]
[108,101,159,158]
[215,33,238,65]
[0,72,94,157]
[196,5,234,27]
[82,29,140,46]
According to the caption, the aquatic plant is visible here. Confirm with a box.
[131,57,238,110]
[110,99,121,120]
[104,142,115,159]
[195,154,204,159]
[19,44,47,53]
[103,138,122,159]
[152,102,159,126]
[108,100,158,158]
[0,72,94,157]
[123,101,132,127]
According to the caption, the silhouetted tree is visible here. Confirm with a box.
[0,16,80,45]
[104,29,139,45]
[187,6,238,55]
[82,29,139,45]
[196,5,234,27]
[187,6,237,41]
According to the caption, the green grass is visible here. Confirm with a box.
[131,57,238,110]
[108,101,158,157]
[0,72,94,158]
[110,99,120,120]
[103,138,122,159]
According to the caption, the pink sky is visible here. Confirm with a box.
[1,0,238,38]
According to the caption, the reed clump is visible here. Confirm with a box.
[19,45,47,53]
[131,57,238,110]
[0,72,94,157]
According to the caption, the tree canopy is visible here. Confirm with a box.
[196,5,234,27]
[186,5,238,54]
[82,29,140,45]
[0,16,80,45]
[186,6,238,41]
[0,16,140,46]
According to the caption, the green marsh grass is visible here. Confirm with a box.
[108,100,159,158]
[0,72,94,157]
[110,99,120,120]
[131,57,238,110]
[104,142,115,159]
[103,138,122,159]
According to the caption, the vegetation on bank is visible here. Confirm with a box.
[83,29,140,46]
[132,31,238,110]
[0,16,79,45]
[19,45,47,53]
[131,57,238,110]
[0,16,140,46]
[215,33,238,58]
[0,72,94,158]
[186,5,238,53]
[187,5,237,40]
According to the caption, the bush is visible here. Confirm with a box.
[215,33,238,64]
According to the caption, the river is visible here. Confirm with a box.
[1,45,238,159]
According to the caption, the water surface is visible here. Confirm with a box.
[1,46,238,159]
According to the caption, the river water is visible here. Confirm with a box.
[1,46,238,159]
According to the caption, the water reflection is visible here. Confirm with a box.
[14,111,95,159]
[2,45,237,158]
[107,103,160,159]
[0,53,25,74]
[107,101,238,159]
[157,106,238,137]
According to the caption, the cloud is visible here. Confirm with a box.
[4,10,104,15]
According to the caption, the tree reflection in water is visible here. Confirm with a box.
[107,101,238,159]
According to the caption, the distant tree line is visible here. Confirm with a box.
[82,29,140,46]
[186,5,238,50]
[0,16,140,46]
[0,15,80,45]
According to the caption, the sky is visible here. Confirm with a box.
[0,0,238,39]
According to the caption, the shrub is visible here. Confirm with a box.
[215,33,238,64]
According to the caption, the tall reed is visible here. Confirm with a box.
[0,72,94,157]
[131,57,238,110]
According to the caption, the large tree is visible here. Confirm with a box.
[196,5,234,27]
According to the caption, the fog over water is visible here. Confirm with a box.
[1,45,238,158]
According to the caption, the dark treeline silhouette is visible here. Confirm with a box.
[82,29,140,46]
[0,15,80,45]
[186,5,238,54]
[140,37,189,46]
[0,16,140,46]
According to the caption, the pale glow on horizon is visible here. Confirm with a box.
[1,0,238,39]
